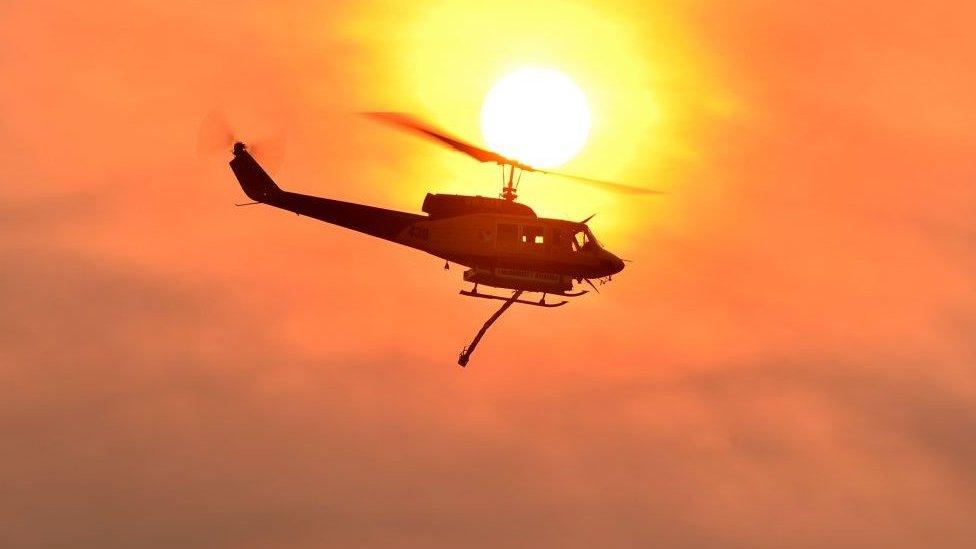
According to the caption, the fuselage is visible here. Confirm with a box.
[395,207,623,278]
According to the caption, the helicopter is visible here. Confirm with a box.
[226,112,660,366]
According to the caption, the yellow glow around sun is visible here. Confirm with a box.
[353,0,720,230]
[480,68,591,168]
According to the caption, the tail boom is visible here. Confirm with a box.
[229,142,424,243]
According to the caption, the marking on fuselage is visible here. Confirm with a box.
[494,267,561,283]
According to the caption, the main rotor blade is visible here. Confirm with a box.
[539,169,666,195]
[365,111,664,195]
[363,112,534,170]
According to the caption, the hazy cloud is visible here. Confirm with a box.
[2,1,975,547]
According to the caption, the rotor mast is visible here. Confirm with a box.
[501,163,520,202]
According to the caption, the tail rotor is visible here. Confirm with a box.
[197,110,287,171]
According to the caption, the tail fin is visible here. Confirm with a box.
[229,142,281,202]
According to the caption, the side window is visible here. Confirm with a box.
[497,223,518,243]
[551,228,572,252]
[521,225,544,247]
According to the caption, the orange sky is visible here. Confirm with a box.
[3,1,976,547]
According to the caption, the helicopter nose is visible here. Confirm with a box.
[612,256,625,274]
[605,254,625,276]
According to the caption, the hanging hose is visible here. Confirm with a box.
[458,290,523,367]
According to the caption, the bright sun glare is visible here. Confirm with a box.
[480,68,591,169]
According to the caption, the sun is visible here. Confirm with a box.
[480,68,591,169]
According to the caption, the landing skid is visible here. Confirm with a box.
[560,289,589,297]
[457,285,587,367]
[459,289,568,308]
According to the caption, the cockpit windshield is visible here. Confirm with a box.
[571,225,599,253]
[548,225,601,254]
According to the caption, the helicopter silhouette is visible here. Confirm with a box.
[226,112,661,366]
